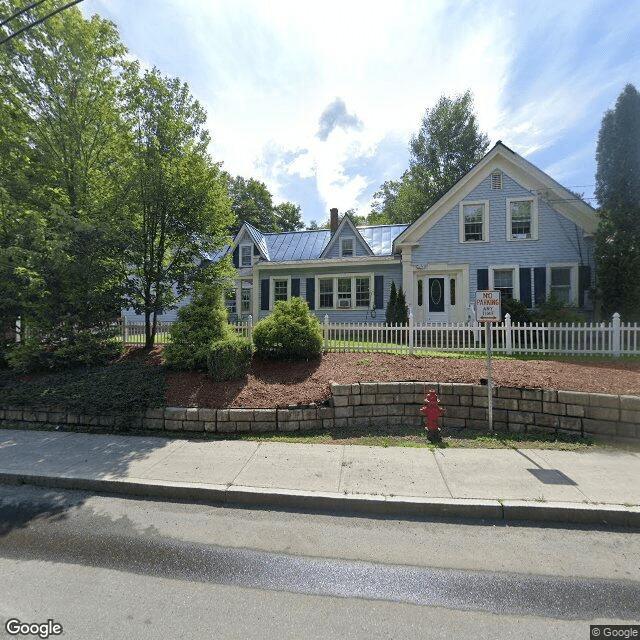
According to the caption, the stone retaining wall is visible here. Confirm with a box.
[1,382,639,442]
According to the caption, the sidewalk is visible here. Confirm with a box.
[0,428,638,527]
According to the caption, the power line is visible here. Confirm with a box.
[0,1,48,28]
[0,0,85,45]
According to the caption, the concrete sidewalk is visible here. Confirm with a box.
[0,428,638,527]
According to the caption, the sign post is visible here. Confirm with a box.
[475,290,501,432]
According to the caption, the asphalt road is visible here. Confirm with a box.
[0,484,638,639]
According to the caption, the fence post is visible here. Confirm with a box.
[324,314,329,352]
[121,315,128,345]
[247,315,253,342]
[408,308,414,355]
[505,313,512,355]
[611,312,621,357]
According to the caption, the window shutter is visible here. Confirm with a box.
[374,275,384,310]
[306,278,315,310]
[578,265,591,308]
[291,278,300,298]
[534,267,546,305]
[260,279,269,311]
[477,268,488,291]
[519,267,532,308]
[232,246,239,268]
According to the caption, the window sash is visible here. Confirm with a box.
[355,277,370,307]
[550,267,571,304]
[240,245,252,266]
[464,204,484,241]
[493,269,513,299]
[341,238,354,257]
[319,278,333,308]
[273,280,288,302]
[510,201,532,238]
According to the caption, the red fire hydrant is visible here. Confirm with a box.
[420,388,446,442]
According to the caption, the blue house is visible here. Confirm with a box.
[124,141,598,324]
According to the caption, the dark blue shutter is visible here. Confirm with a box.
[305,278,315,310]
[519,267,532,308]
[232,246,239,268]
[291,278,300,298]
[534,267,546,305]
[260,279,269,311]
[477,268,488,291]
[578,265,591,308]
[374,275,384,310]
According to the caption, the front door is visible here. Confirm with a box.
[427,276,447,323]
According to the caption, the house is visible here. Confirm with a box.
[124,141,598,324]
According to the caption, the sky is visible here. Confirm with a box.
[79,0,640,227]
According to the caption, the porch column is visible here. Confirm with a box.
[401,246,414,313]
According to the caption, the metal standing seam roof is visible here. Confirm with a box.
[207,224,408,263]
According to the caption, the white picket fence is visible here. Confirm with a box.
[120,318,252,345]
[321,312,638,357]
[120,313,639,357]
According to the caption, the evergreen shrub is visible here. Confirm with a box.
[252,298,323,361]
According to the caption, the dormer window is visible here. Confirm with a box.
[240,243,252,267]
[341,237,354,257]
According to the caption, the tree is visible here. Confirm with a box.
[274,201,304,231]
[385,281,398,325]
[594,83,640,321]
[228,176,276,233]
[370,91,489,224]
[0,2,130,363]
[122,66,234,347]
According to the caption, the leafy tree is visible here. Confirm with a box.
[122,66,234,347]
[396,287,409,325]
[594,83,640,321]
[228,175,276,233]
[0,3,129,365]
[370,91,489,224]
[274,201,304,231]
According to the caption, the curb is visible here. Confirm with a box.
[1,471,638,528]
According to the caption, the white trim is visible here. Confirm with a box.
[340,236,355,257]
[256,256,397,268]
[459,200,490,243]
[270,275,291,309]
[239,242,253,267]
[393,142,598,252]
[506,196,538,241]
[489,264,520,301]
[547,263,578,306]
[320,215,374,258]
[315,273,373,311]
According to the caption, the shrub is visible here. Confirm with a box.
[501,298,531,324]
[532,296,585,324]
[253,297,323,361]
[207,337,253,382]
[164,305,230,371]
[6,330,122,374]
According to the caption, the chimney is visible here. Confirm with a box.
[330,208,339,235]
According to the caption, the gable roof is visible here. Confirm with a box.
[393,141,598,250]
[319,214,375,258]
[210,220,406,264]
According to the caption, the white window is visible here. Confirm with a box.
[319,278,333,308]
[240,243,252,267]
[341,237,354,257]
[506,197,538,241]
[489,265,519,301]
[547,264,577,305]
[270,277,290,308]
[459,201,489,243]
[241,281,252,316]
[317,274,373,309]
